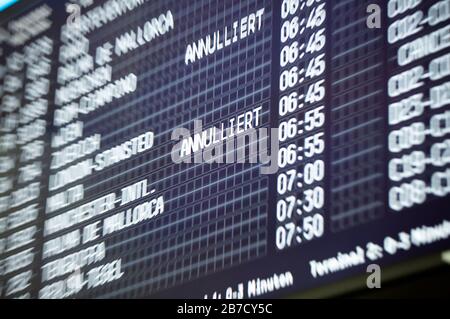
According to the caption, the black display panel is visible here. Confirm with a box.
[0,0,449,299]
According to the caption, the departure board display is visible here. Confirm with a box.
[0,0,449,299]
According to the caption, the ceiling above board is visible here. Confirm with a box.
[0,0,19,12]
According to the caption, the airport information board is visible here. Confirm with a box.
[0,0,450,299]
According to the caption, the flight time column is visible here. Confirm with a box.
[276,0,327,251]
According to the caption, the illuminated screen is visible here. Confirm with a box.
[0,0,450,299]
